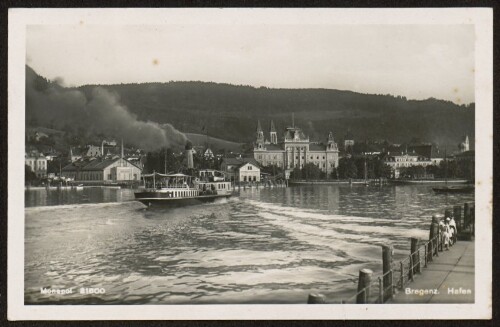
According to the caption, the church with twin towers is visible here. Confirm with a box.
[253,118,340,178]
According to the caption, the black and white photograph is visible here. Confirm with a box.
[7,8,492,320]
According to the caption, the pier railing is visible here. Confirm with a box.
[307,201,474,304]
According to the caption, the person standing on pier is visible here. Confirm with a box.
[443,218,451,250]
[449,216,457,245]
[439,218,450,250]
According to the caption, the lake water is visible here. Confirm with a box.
[24,185,473,304]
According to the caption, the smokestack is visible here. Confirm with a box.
[185,141,193,169]
[121,138,124,158]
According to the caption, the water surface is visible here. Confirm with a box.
[25,185,473,304]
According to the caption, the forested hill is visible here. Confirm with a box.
[27,66,475,148]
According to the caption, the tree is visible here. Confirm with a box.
[400,165,425,179]
[338,158,358,179]
[373,158,392,178]
[426,164,440,178]
[290,167,302,180]
[261,164,283,177]
[303,163,322,180]
[330,167,338,179]
[457,160,475,181]
[144,148,182,173]
[439,159,460,179]
[25,164,38,185]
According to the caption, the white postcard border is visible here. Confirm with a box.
[8,8,493,320]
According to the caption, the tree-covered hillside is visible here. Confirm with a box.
[26,65,475,149]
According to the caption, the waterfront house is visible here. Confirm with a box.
[85,145,102,158]
[221,157,261,182]
[25,151,47,178]
[61,157,142,183]
[383,151,435,178]
[69,147,82,162]
[204,148,215,159]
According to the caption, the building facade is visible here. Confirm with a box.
[25,151,48,178]
[62,157,142,182]
[221,157,261,182]
[384,152,435,178]
[253,120,339,178]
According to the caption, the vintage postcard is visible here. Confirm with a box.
[8,8,492,320]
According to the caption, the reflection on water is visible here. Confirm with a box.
[24,185,473,304]
[25,187,134,207]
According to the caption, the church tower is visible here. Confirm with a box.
[255,120,265,150]
[459,134,469,153]
[327,132,337,151]
[270,120,277,144]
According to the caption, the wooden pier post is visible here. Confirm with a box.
[356,269,373,304]
[470,204,475,235]
[453,205,462,231]
[464,202,470,229]
[429,216,439,260]
[307,293,326,304]
[399,261,405,289]
[411,238,420,274]
[408,255,414,281]
[382,245,393,301]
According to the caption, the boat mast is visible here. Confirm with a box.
[164,151,167,174]
[364,156,368,182]
[444,147,448,186]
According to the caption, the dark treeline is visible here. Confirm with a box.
[74,76,474,147]
[27,66,475,155]
[399,160,475,180]
[288,157,474,181]
[290,157,392,180]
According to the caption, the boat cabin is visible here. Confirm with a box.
[142,172,195,190]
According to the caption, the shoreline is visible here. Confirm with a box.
[289,179,470,185]
[25,185,122,190]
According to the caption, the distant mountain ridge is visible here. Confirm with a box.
[26,65,475,149]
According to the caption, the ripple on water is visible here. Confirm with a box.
[24,184,474,304]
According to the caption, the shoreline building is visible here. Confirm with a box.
[61,157,142,183]
[25,151,48,178]
[221,157,261,183]
[62,140,142,183]
[383,144,444,179]
[253,120,339,178]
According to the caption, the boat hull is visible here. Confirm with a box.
[432,186,475,194]
[134,192,233,207]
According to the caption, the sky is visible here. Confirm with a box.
[26,24,475,104]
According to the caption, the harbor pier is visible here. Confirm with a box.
[388,239,474,303]
[307,202,475,304]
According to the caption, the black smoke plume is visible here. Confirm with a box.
[26,66,187,150]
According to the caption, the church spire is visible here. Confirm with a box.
[256,120,264,143]
[270,120,277,144]
[257,120,263,133]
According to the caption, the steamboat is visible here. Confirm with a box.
[134,169,235,207]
